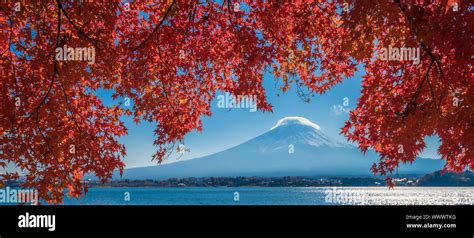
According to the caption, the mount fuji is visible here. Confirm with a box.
[115,117,444,179]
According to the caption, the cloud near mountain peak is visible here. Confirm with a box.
[270,116,321,130]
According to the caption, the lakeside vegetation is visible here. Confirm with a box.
[85,176,400,187]
[84,171,473,188]
[3,171,470,189]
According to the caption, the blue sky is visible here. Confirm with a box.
[97,68,442,169]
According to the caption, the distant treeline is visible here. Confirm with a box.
[86,176,390,187]
[87,170,474,187]
[4,171,470,189]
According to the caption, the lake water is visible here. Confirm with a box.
[62,187,474,205]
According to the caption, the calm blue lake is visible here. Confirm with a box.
[62,187,474,205]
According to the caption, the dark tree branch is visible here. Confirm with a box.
[420,42,444,80]
[57,0,101,50]
[0,7,14,57]
[402,60,433,117]
[396,0,450,114]
[1,6,18,134]
[183,0,198,39]
[425,75,439,110]
[415,60,434,102]
[19,3,62,128]
[57,78,82,134]
[132,0,176,52]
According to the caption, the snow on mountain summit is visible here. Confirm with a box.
[261,116,350,149]
[270,116,321,130]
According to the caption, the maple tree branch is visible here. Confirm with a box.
[395,0,449,112]
[35,109,51,152]
[49,4,83,135]
[57,0,101,50]
[419,42,444,80]
[34,9,62,160]
[158,80,180,119]
[0,7,19,133]
[21,4,62,127]
[23,72,55,123]
[395,1,448,86]
[160,141,176,162]
[57,78,83,134]
[314,2,341,28]
[425,71,439,110]
[294,77,311,103]
[132,0,176,52]
[226,0,234,23]
[416,60,434,101]
[0,7,14,57]
[419,42,449,109]
[183,0,198,38]
[30,64,60,164]
[402,60,433,117]
[34,62,59,160]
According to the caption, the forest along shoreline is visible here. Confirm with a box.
[87,170,474,187]
[3,171,472,188]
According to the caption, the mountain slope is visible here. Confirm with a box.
[115,117,444,179]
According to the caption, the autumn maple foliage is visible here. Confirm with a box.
[0,0,472,203]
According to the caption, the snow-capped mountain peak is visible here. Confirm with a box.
[270,116,321,130]
[263,117,348,149]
